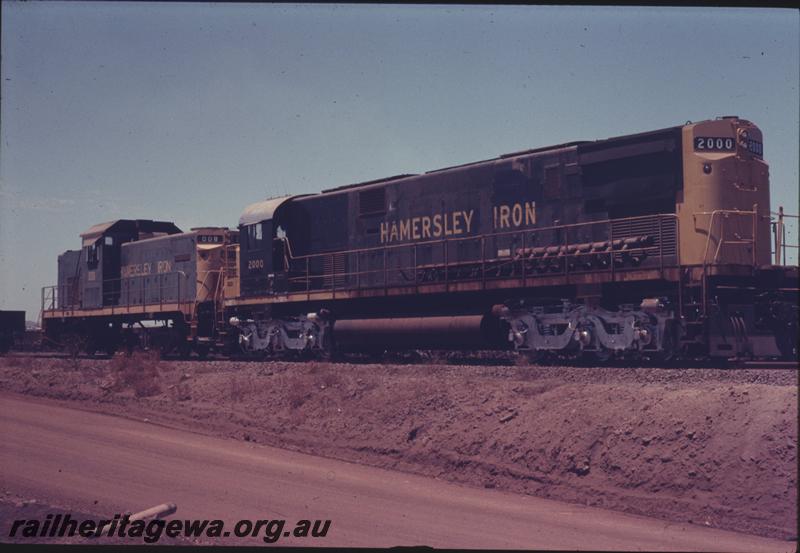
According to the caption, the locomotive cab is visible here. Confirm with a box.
[238,196,296,296]
[71,219,182,309]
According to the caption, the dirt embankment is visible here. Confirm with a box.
[0,354,796,541]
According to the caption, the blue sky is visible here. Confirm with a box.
[1,3,798,319]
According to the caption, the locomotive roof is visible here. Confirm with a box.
[425,140,590,175]
[239,196,296,227]
[80,219,182,246]
[81,221,117,240]
[313,123,685,197]
[120,230,193,247]
[189,226,235,232]
[240,120,692,222]
[323,174,419,193]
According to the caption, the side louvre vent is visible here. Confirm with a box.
[543,165,561,199]
[323,253,347,288]
[359,188,386,216]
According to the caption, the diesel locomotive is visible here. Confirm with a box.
[41,116,799,361]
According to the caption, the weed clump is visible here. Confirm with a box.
[109,350,162,397]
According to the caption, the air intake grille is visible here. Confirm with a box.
[611,216,677,256]
[359,188,386,216]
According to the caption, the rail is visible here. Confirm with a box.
[240,213,680,298]
[694,205,758,267]
[772,206,799,266]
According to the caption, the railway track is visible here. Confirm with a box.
[3,349,797,370]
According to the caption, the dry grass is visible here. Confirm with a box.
[1,355,36,370]
[316,368,342,389]
[306,362,329,375]
[2,356,22,368]
[513,351,533,366]
[286,373,315,409]
[109,350,162,397]
[229,374,255,403]
[284,364,341,410]
[168,381,192,402]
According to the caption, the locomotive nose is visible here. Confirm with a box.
[678,117,771,267]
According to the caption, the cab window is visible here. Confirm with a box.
[86,244,99,269]
[247,223,263,250]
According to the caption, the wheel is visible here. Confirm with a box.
[593,347,613,364]
[651,320,679,364]
[516,349,546,366]
[774,316,798,361]
[62,333,86,359]
[195,344,210,359]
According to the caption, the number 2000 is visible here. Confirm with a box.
[695,137,735,151]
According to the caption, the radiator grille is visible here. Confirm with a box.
[611,216,677,256]
[359,188,386,216]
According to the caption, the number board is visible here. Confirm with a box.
[694,137,735,152]
[694,136,763,157]
[744,138,763,157]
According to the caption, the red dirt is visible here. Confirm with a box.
[0,354,796,541]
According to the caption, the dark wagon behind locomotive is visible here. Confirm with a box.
[42,116,798,361]
[0,311,26,354]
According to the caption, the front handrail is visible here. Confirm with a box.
[772,206,799,266]
[694,206,758,266]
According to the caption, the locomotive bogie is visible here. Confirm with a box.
[230,314,330,355]
[499,300,676,360]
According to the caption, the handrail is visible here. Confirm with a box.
[261,213,680,296]
[41,270,194,314]
[772,206,799,266]
[280,243,663,285]
[287,212,680,263]
[196,267,226,328]
[694,207,757,266]
[43,213,687,311]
